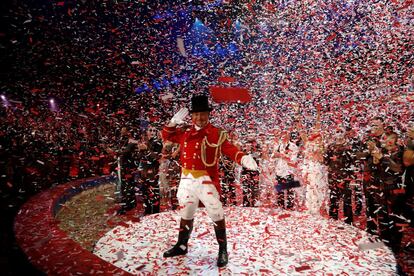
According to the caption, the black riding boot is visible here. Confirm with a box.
[214,219,228,267]
[163,218,193,257]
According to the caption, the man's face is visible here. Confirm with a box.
[370,119,384,137]
[191,111,209,128]
[147,127,157,138]
[120,127,128,137]
[335,131,346,144]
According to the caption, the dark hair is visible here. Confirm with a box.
[372,116,384,122]
[345,126,353,132]
[290,131,299,140]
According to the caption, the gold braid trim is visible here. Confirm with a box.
[201,131,227,167]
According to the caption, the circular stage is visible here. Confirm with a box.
[94,207,396,275]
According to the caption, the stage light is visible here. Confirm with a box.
[194,18,204,27]
[49,98,58,112]
[2,95,10,107]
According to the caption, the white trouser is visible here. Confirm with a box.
[177,173,224,221]
[304,160,328,215]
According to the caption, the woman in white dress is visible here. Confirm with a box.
[298,108,329,216]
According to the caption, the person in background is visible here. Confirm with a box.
[159,141,180,210]
[325,129,355,224]
[361,116,386,235]
[344,126,364,217]
[137,125,163,215]
[273,130,301,210]
[402,121,414,229]
[241,138,261,207]
[117,126,140,215]
[367,128,405,253]
[258,141,277,208]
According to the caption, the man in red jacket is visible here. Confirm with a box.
[161,95,258,267]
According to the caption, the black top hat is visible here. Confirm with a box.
[190,95,213,113]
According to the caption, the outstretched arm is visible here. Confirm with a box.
[295,120,308,144]
[221,133,258,171]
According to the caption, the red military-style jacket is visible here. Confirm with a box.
[162,123,245,193]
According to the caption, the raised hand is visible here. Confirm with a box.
[170,108,189,126]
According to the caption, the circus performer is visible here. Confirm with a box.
[161,95,258,267]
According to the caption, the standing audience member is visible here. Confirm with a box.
[366,126,405,253]
[117,126,140,214]
[221,131,243,206]
[361,116,386,235]
[241,139,261,207]
[259,142,278,207]
[325,130,356,224]
[273,130,301,210]
[402,122,414,228]
[345,126,365,216]
[137,125,163,215]
[159,141,180,210]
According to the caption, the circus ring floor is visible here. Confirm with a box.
[13,176,401,275]
[14,176,129,275]
[94,207,396,275]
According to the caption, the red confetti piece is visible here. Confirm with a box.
[197,230,209,239]
[278,214,291,220]
[211,87,251,104]
[135,264,145,270]
[218,76,236,83]
[295,265,311,272]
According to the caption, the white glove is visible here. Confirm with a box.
[170,107,189,126]
[241,154,258,171]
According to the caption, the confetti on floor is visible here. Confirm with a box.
[94,207,396,275]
